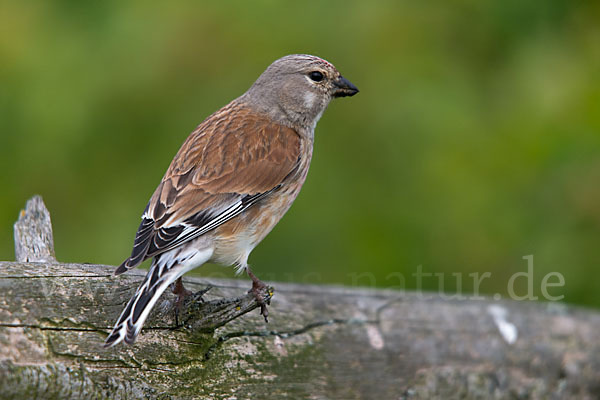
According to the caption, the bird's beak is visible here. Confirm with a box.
[333,75,359,98]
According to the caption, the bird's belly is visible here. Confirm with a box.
[209,185,302,267]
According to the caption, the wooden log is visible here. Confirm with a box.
[1,196,599,399]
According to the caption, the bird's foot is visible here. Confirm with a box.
[247,268,270,323]
[171,277,193,327]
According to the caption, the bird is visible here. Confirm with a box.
[104,54,359,347]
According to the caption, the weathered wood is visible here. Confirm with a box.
[1,196,599,399]
[13,195,56,263]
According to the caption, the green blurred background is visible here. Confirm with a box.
[1,1,599,307]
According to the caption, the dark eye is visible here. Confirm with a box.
[308,71,324,82]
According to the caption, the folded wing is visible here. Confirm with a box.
[115,102,301,275]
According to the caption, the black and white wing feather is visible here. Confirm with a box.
[113,101,301,274]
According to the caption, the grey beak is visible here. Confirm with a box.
[333,75,359,98]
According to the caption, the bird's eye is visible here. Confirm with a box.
[308,71,324,82]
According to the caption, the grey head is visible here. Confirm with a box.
[242,54,359,133]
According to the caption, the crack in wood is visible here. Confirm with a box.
[204,317,379,360]
[45,334,143,369]
[1,275,114,279]
[0,323,105,333]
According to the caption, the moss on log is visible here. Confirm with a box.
[1,196,599,399]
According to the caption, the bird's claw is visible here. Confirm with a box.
[248,279,270,323]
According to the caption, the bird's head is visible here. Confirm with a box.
[245,54,359,132]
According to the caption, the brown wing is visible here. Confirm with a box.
[115,100,301,274]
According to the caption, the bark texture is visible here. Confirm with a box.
[1,196,599,399]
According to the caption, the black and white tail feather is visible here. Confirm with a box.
[104,188,280,347]
[104,247,213,347]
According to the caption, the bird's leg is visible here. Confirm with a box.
[171,276,193,302]
[171,277,192,327]
[246,267,269,323]
[170,278,212,326]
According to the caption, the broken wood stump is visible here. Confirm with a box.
[1,196,599,399]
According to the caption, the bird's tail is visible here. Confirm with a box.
[104,258,185,347]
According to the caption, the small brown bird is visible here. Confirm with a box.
[104,54,358,347]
